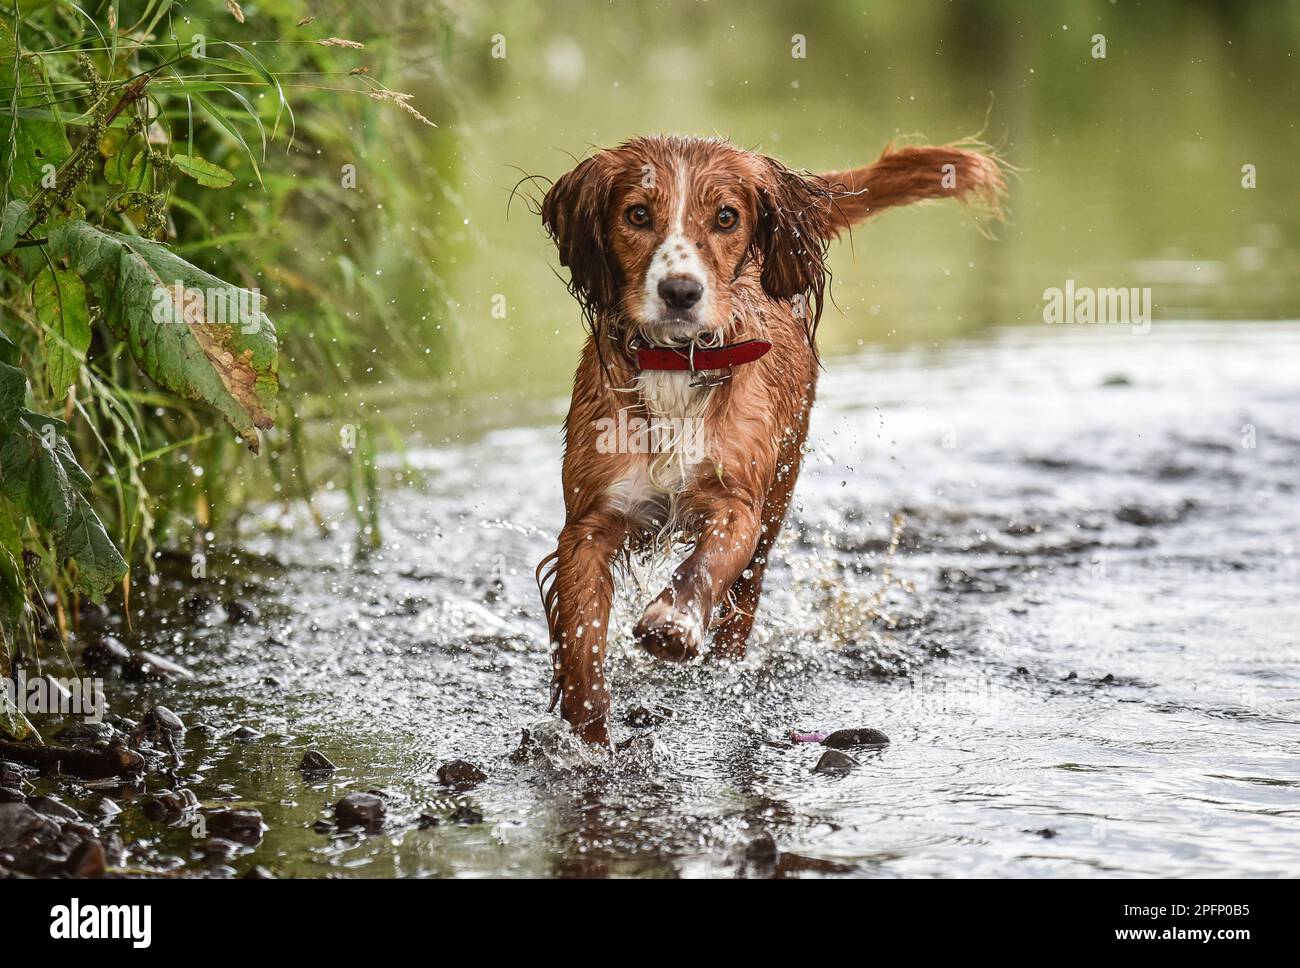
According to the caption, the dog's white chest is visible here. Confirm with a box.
[605,371,713,525]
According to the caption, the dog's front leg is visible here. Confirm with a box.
[634,497,761,662]
[548,510,628,745]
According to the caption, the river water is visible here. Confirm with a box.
[26,321,1300,878]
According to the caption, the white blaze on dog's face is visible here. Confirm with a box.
[636,165,718,344]
[606,145,759,346]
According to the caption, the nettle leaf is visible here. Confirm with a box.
[32,266,91,396]
[0,388,125,603]
[170,153,235,189]
[0,24,72,200]
[1,199,29,255]
[48,220,277,451]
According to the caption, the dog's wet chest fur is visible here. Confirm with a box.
[606,370,714,530]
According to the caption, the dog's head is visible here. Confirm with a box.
[541,136,835,347]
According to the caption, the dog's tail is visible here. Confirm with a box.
[816,141,1007,237]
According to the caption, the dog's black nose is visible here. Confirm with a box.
[658,276,704,310]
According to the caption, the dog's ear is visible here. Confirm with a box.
[542,154,622,319]
[752,158,835,341]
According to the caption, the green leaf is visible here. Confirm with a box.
[0,199,28,254]
[0,21,72,201]
[186,88,262,185]
[47,220,277,451]
[32,267,91,396]
[104,136,141,187]
[0,359,24,433]
[0,406,125,602]
[169,152,235,189]
[0,328,18,366]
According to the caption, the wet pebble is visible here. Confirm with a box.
[230,725,261,742]
[334,792,385,828]
[95,797,122,819]
[821,728,890,749]
[813,750,860,774]
[66,837,106,877]
[140,789,198,822]
[54,721,115,745]
[26,795,79,823]
[0,802,61,850]
[418,814,440,830]
[437,759,487,790]
[203,837,243,862]
[242,864,276,879]
[146,705,185,733]
[299,750,337,776]
[207,807,265,844]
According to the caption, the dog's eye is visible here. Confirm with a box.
[716,207,739,230]
[625,205,651,228]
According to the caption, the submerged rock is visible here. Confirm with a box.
[813,750,860,774]
[335,792,385,828]
[437,759,487,790]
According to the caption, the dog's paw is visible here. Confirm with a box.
[634,601,702,662]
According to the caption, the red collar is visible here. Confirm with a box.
[634,338,771,372]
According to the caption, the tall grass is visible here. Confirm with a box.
[0,0,454,734]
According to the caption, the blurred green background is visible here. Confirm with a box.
[413,0,1299,398]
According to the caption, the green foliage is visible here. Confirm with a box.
[0,0,448,665]
[168,153,234,189]
[48,219,277,451]
[31,265,89,395]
